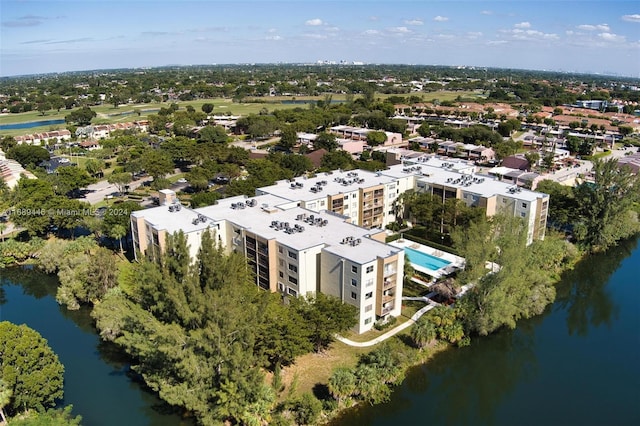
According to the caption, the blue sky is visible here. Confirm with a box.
[1,0,639,77]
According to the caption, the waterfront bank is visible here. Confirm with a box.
[329,235,640,425]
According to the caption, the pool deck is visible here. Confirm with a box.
[390,239,466,279]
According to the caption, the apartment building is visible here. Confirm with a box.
[391,156,548,244]
[131,190,404,334]
[256,169,401,230]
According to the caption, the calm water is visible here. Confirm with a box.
[0,119,66,130]
[332,236,640,426]
[0,268,188,426]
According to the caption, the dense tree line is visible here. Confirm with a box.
[91,229,356,425]
[452,215,579,335]
[537,158,640,252]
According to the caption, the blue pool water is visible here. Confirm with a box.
[404,247,451,271]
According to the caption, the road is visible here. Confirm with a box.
[83,176,153,204]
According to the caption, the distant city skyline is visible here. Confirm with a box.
[1,0,639,78]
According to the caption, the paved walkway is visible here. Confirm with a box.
[336,296,439,347]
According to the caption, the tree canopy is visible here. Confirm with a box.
[0,322,65,415]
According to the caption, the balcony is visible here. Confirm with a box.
[381,305,394,315]
[383,279,395,289]
[383,267,396,277]
[382,293,395,303]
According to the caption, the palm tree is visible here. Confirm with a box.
[110,224,127,254]
[0,378,13,424]
[411,317,437,350]
[327,367,356,405]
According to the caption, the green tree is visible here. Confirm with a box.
[328,367,357,405]
[65,106,96,126]
[107,172,132,195]
[198,125,228,144]
[292,293,358,352]
[6,145,50,168]
[84,158,105,177]
[313,132,338,151]
[572,158,640,252]
[290,393,322,425]
[141,150,173,180]
[411,316,437,349]
[417,123,431,137]
[37,102,51,116]
[366,130,387,146]
[8,406,82,426]
[278,125,297,151]
[0,378,12,424]
[201,103,214,114]
[52,166,95,195]
[0,322,65,415]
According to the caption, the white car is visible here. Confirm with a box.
[177,178,187,183]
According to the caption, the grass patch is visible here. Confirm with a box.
[402,280,431,298]
[280,341,370,397]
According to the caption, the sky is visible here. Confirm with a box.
[1,0,639,78]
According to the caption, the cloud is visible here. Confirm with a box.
[481,10,493,15]
[45,37,93,45]
[265,35,283,41]
[433,16,449,22]
[388,26,411,34]
[369,16,379,21]
[467,32,483,39]
[2,14,65,28]
[514,22,531,29]
[577,23,610,31]
[2,19,42,28]
[303,33,327,39]
[20,39,53,44]
[305,18,323,26]
[487,40,508,45]
[404,19,423,26]
[599,32,625,42]
[502,28,559,41]
[267,28,277,33]
[362,29,381,36]
[141,31,174,36]
[622,14,640,23]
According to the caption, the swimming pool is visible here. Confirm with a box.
[404,247,451,271]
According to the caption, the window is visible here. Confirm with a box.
[366,265,374,273]
[288,276,298,285]
[365,304,373,312]
[278,246,283,254]
[279,271,284,278]
[364,317,372,325]
[351,292,357,299]
[520,212,526,217]
[288,250,297,260]
[365,279,374,287]
[522,202,528,208]
[279,259,284,267]
[351,278,357,286]
[288,264,298,273]
[365,292,373,300]
[278,283,284,292]
[502,199,507,204]
[351,265,358,273]
[287,288,297,297]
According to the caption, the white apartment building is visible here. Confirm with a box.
[131,190,404,334]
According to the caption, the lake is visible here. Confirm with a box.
[0,267,189,426]
[1,236,638,426]
[0,119,66,130]
[331,236,640,426]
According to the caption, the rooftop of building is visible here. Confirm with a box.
[137,192,400,264]
[258,168,397,202]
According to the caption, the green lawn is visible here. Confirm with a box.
[1,91,485,139]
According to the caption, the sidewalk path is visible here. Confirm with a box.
[336,296,439,347]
